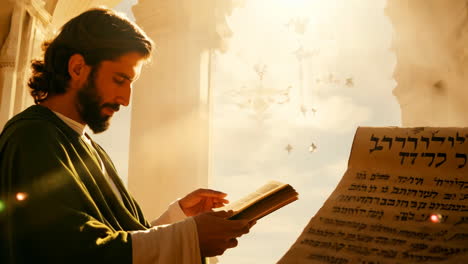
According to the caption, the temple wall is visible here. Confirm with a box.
[386,0,468,126]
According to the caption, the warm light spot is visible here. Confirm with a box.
[16,192,27,201]
[0,200,5,212]
[430,214,441,223]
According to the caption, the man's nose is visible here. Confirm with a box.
[115,84,131,106]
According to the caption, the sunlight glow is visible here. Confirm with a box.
[274,0,332,18]
[211,0,398,263]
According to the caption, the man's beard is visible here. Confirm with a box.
[76,69,120,134]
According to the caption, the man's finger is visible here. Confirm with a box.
[207,210,235,218]
[203,198,214,210]
[212,201,228,208]
[215,198,229,204]
[212,198,229,204]
[225,219,251,237]
[193,189,227,198]
[226,238,238,248]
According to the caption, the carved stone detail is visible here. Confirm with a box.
[0,0,50,127]
[51,0,121,30]
[386,0,468,126]
[0,61,15,68]
[22,0,51,25]
[133,0,237,51]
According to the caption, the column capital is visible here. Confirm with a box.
[14,0,51,26]
[0,60,15,68]
[132,0,240,51]
[51,0,121,30]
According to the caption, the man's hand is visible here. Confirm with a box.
[194,211,254,257]
[179,189,229,217]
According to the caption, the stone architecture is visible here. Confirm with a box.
[2,0,465,223]
[0,0,50,128]
[386,0,468,126]
[129,0,236,218]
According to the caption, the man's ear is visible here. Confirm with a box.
[68,54,90,81]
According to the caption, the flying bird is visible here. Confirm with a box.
[309,143,317,153]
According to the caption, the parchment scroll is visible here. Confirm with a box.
[278,127,468,264]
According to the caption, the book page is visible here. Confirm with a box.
[279,127,468,264]
[218,181,287,213]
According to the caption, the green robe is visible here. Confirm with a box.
[0,105,150,263]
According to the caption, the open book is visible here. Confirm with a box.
[217,181,299,222]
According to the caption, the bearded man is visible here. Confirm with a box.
[0,8,252,264]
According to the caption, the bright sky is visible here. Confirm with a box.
[209,0,400,263]
[94,0,401,263]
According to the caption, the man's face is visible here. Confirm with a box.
[76,52,145,133]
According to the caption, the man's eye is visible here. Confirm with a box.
[114,77,125,84]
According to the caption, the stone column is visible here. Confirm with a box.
[386,0,468,126]
[129,0,234,218]
[0,0,50,129]
[50,0,121,30]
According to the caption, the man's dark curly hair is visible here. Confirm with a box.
[28,7,153,104]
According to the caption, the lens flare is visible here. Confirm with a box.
[430,213,442,223]
[0,200,5,212]
[16,192,27,201]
